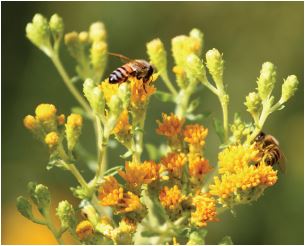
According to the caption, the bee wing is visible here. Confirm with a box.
[108,52,132,62]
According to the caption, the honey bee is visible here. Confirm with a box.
[254,132,286,173]
[108,52,154,90]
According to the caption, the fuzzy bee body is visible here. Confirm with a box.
[254,132,285,172]
[108,59,154,84]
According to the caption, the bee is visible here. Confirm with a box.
[108,52,154,91]
[254,132,286,173]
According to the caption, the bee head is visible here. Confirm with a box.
[255,132,266,142]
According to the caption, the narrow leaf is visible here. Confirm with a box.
[154,91,175,102]
[213,117,225,143]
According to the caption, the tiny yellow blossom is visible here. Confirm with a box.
[98,176,124,206]
[99,81,119,103]
[161,152,186,178]
[57,114,65,125]
[118,161,160,190]
[172,66,185,76]
[23,115,38,130]
[159,185,186,211]
[191,193,218,227]
[44,131,59,148]
[119,217,137,234]
[156,113,185,137]
[76,220,94,240]
[183,124,208,147]
[35,103,57,121]
[67,113,83,127]
[218,144,259,174]
[116,191,144,214]
[113,110,131,135]
[130,77,156,107]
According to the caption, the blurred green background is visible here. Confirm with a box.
[2,2,304,244]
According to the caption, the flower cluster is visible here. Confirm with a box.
[18,13,299,245]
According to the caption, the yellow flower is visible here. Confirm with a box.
[23,115,38,130]
[118,217,137,234]
[35,104,57,121]
[191,193,218,227]
[218,144,259,174]
[188,154,212,181]
[113,110,131,135]
[99,80,119,103]
[57,114,65,125]
[156,113,185,137]
[118,161,160,190]
[67,113,83,127]
[130,76,156,107]
[116,191,143,214]
[76,220,94,240]
[183,124,208,147]
[44,131,59,148]
[161,152,186,178]
[172,66,185,76]
[98,176,124,206]
[159,185,186,211]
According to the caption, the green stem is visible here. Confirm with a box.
[132,110,146,163]
[161,73,178,96]
[44,210,64,244]
[219,95,229,143]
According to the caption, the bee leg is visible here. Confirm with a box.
[143,83,147,93]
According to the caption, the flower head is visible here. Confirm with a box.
[35,103,57,122]
[156,113,185,137]
[57,114,66,125]
[118,161,160,191]
[130,77,156,108]
[98,176,123,206]
[159,185,186,211]
[113,110,131,135]
[183,124,208,148]
[188,154,212,183]
[76,220,94,241]
[191,193,218,227]
[115,191,144,214]
[65,113,83,151]
[218,144,259,174]
[44,131,59,148]
[99,81,119,103]
[67,113,83,127]
[23,115,38,130]
[161,152,186,178]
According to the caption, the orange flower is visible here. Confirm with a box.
[191,193,218,227]
[98,176,123,206]
[118,161,160,189]
[113,110,131,135]
[76,220,94,240]
[161,152,186,178]
[183,124,208,146]
[156,113,185,137]
[159,185,186,211]
[116,191,144,214]
[188,154,212,181]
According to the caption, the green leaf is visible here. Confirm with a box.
[213,117,225,143]
[71,76,81,84]
[186,111,211,122]
[219,236,233,245]
[141,230,160,237]
[120,150,133,159]
[154,91,175,102]
[187,98,200,113]
[187,229,208,245]
[103,165,123,177]
[145,143,160,160]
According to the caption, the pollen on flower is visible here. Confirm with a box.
[156,113,185,137]
[35,103,57,121]
[113,110,131,135]
[98,176,123,206]
[161,152,186,178]
[159,185,185,211]
[183,124,208,147]
[218,144,259,174]
[130,77,156,106]
[67,113,83,127]
[76,220,94,240]
[116,191,144,214]
[44,131,59,147]
[119,217,137,234]
[191,193,218,227]
[23,115,37,130]
[118,161,160,190]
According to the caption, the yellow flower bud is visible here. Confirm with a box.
[89,22,107,42]
[44,131,59,147]
[35,103,57,121]
[67,113,83,127]
[76,220,94,241]
[206,48,224,87]
[244,92,261,114]
[65,114,83,151]
[64,32,83,60]
[189,28,204,56]
[146,38,167,74]
[23,115,38,130]
[280,75,299,104]
[90,41,107,77]
[185,54,207,83]
[49,14,64,38]
[57,114,65,125]
[257,62,277,100]
[79,31,89,44]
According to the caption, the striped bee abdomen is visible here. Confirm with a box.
[109,65,133,84]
